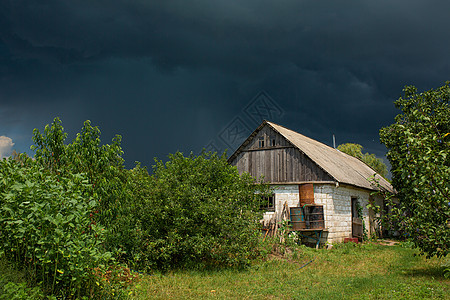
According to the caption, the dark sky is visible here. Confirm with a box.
[1,1,449,169]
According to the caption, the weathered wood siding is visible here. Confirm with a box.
[230,125,333,183]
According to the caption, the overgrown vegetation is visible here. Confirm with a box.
[379,82,449,258]
[0,156,111,298]
[31,118,132,260]
[354,199,368,240]
[129,153,267,271]
[0,117,268,298]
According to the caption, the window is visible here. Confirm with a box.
[258,136,265,148]
[260,194,275,211]
[270,137,276,147]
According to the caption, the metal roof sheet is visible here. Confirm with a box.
[230,120,394,193]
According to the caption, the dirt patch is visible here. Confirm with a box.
[373,239,399,246]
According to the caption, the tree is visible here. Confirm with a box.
[31,118,135,258]
[379,82,450,258]
[337,143,388,178]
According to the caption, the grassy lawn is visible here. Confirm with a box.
[132,242,449,299]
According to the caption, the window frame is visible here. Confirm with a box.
[258,136,265,148]
[270,137,276,147]
[260,193,275,212]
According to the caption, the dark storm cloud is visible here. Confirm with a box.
[2,1,449,72]
[1,0,449,167]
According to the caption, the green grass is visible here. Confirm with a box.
[132,242,449,299]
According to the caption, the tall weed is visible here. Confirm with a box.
[0,157,111,298]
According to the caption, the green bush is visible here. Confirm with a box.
[130,152,267,271]
[0,156,111,298]
[31,118,132,259]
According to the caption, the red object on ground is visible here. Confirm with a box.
[344,237,359,244]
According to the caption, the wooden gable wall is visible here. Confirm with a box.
[229,125,334,183]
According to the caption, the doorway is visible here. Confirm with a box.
[351,197,363,239]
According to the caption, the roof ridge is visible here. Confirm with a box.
[266,120,338,152]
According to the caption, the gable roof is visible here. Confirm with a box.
[229,120,394,193]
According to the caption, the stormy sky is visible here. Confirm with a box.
[1,1,449,169]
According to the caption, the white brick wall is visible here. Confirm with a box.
[263,183,382,244]
[314,184,372,243]
[262,185,299,225]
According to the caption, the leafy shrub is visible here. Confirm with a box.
[0,156,111,298]
[29,118,160,270]
[31,118,132,258]
[130,152,267,270]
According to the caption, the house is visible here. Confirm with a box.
[228,120,394,244]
